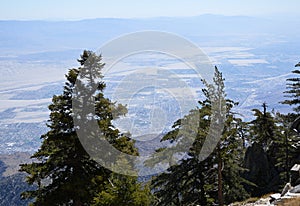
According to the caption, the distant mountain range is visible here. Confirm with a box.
[1,14,300,55]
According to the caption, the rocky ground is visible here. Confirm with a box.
[229,197,300,206]
[229,184,300,206]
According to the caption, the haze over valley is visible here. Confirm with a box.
[0,14,300,154]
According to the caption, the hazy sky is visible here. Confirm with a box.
[1,0,299,20]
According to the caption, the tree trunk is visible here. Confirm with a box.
[285,131,290,183]
[218,148,223,206]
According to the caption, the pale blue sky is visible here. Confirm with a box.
[1,0,299,20]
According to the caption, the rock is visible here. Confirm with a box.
[270,193,281,201]
[290,184,300,193]
[255,197,271,205]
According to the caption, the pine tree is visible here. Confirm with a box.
[235,118,250,148]
[249,103,276,150]
[20,51,148,205]
[244,103,281,196]
[91,155,152,206]
[281,63,300,113]
[150,103,216,206]
[92,173,151,205]
[274,113,300,186]
[279,61,300,186]
[151,68,249,205]
[217,100,250,205]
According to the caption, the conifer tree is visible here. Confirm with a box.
[20,51,149,205]
[151,68,249,206]
[245,103,281,196]
[281,63,300,113]
[92,172,151,205]
[278,61,300,185]
[249,103,276,150]
[151,101,216,206]
[274,113,300,186]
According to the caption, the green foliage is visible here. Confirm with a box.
[281,63,300,113]
[14,54,300,205]
[249,103,277,150]
[220,113,250,204]
[274,113,300,186]
[277,62,300,186]
[91,156,152,206]
[242,62,300,197]
[19,51,149,205]
[151,68,249,205]
[244,104,281,196]
[92,173,151,206]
